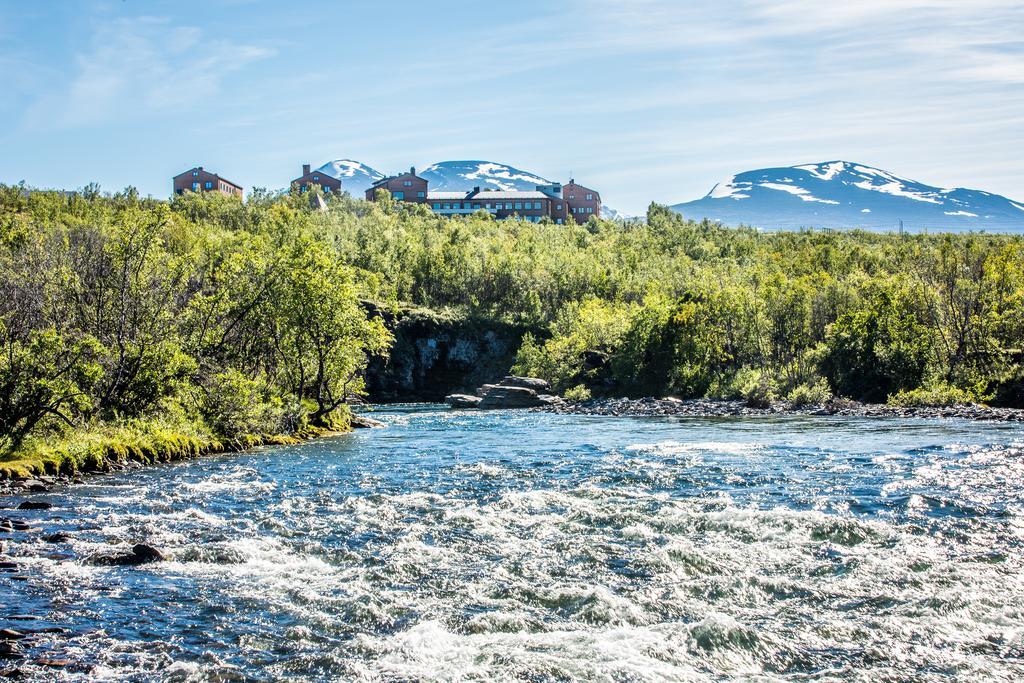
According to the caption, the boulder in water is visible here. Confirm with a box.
[447,376,560,409]
[351,415,386,429]
[445,393,482,409]
[500,375,551,392]
[90,543,165,566]
[16,501,52,511]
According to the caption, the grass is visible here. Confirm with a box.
[0,415,345,480]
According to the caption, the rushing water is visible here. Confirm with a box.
[3,406,1024,681]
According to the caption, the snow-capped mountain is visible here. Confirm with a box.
[672,161,1024,232]
[315,159,384,196]
[419,160,551,192]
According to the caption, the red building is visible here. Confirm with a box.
[365,167,598,224]
[292,164,342,194]
[172,167,243,198]
[563,180,601,220]
[365,167,428,203]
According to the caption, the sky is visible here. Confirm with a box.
[0,0,1022,215]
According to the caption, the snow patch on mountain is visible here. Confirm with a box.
[420,161,551,192]
[758,182,840,205]
[709,176,752,200]
[315,159,384,195]
[671,160,1024,233]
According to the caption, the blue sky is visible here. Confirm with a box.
[1,0,1022,214]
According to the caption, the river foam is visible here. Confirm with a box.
[2,407,1023,680]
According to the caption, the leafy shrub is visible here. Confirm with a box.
[714,367,779,407]
[887,382,978,407]
[786,378,833,406]
[563,384,592,402]
[201,369,288,439]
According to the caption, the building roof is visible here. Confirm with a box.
[564,180,599,196]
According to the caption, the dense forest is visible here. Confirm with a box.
[2,184,1023,469]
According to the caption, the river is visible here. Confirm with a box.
[2,405,1023,681]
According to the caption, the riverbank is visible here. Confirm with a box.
[0,415,369,485]
[540,396,1024,421]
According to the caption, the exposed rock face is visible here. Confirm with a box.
[446,376,561,410]
[362,305,542,402]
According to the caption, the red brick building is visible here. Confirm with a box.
[365,167,598,224]
[563,180,601,220]
[292,164,342,194]
[172,167,243,198]
[365,167,428,203]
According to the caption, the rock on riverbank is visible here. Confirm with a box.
[445,376,563,410]
[539,397,1024,422]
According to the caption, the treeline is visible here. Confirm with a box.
[317,196,1023,408]
[3,183,1023,456]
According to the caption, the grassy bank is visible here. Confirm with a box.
[0,414,348,480]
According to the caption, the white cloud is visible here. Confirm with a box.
[29,16,273,128]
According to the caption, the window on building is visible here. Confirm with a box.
[314,175,319,180]
[433,203,441,210]
[556,204,562,210]
[192,171,198,177]
[514,202,522,210]
[394,191,404,200]
[403,180,412,187]
[324,186,331,192]
[556,219,563,224]
[300,184,307,192]
[417,191,425,198]
[586,193,593,200]
[505,203,512,210]
[192,182,199,191]
[205,181,213,189]
[443,204,451,210]
[568,194,575,199]
[485,203,491,209]
[473,203,480,209]
[534,202,542,209]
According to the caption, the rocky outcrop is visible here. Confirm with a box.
[362,305,543,402]
[446,376,561,410]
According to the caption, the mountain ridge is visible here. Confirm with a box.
[671,160,1024,232]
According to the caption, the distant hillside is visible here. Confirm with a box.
[672,161,1024,232]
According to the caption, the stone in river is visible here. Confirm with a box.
[351,415,386,428]
[0,631,22,642]
[0,642,22,660]
[15,502,52,511]
[445,393,482,409]
[89,543,165,566]
[478,385,546,409]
